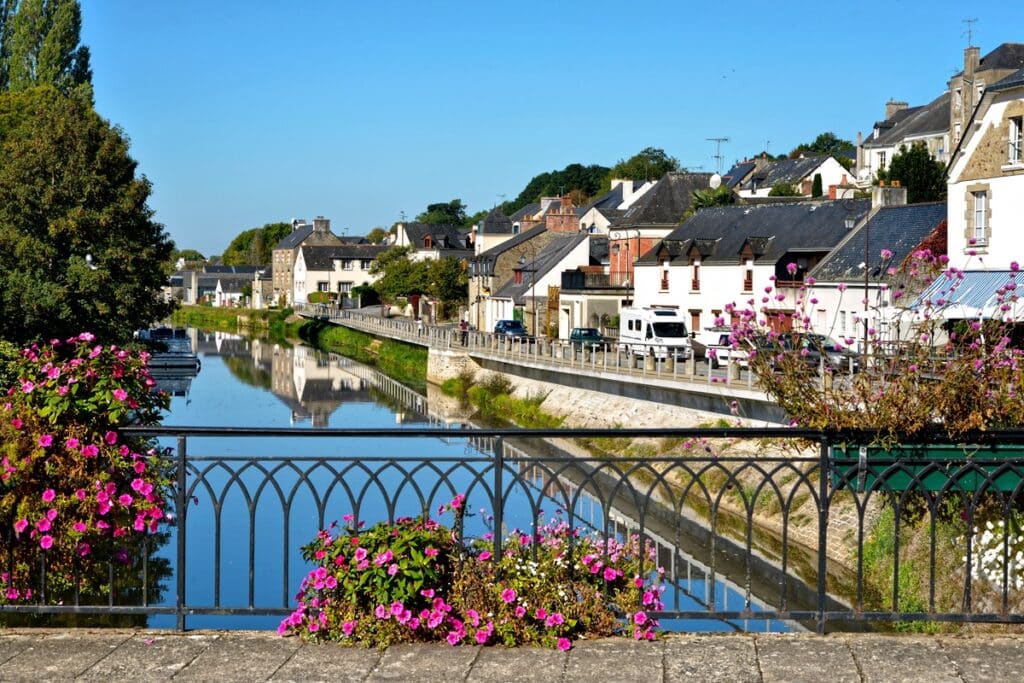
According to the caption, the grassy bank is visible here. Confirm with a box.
[298,320,428,392]
[171,305,301,340]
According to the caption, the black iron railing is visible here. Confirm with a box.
[6,426,1024,633]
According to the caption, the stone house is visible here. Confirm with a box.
[271,217,343,306]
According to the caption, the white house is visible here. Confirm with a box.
[730,155,851,199]
[577,179,655,233]
[292,244,387,305]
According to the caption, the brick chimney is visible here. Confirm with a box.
[545,195,578,233]
[872,183,907,209]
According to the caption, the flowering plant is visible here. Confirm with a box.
[730,249,1024,438]
[1,333,173,608]
[280,496,665,649]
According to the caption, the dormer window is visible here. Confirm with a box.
[660,260,670,291]
[690,259,700,291]
[423,235,433,249]
[743,259,753,292]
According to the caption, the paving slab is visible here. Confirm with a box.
[563,638,664,683]
[663,634,760,683]
[172,632,303,682]
[938,636,1024,683]
[754,634,860,683]
[77,632,219,681]
[470,645,568,682]
[0,634,33,668]
[367,642,480,682]
[270,642,382,682]
[847,635,961,683]
[0,631,133,681]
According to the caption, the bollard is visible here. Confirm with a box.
[685,353,696,377]
[727,360,741,382]
[644,353,656,373]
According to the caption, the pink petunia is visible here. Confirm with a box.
[38,434,53,448]
[501,588,516,604]
[105,431,118,445]
[112,388,128,401]
[42,489,56,502]
[14,519,28,534]
[557,637,572,651]
[39,535,54,549]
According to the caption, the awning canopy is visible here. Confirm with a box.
[913,270,1021,320]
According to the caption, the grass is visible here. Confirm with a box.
[301,321,428,392]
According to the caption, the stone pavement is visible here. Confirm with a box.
[2,629,1024,682]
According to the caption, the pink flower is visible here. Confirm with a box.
[104,431,118,445]
[557,637,571,651]
[478,551,492,561]
[374,604,389,619]
[634,611,648,625]
[786,262,798,275]
[112,388,128,401]
[424,547,439,557]
[66,437,80,450]
[514,605,526,618]
[10,417,21,430]
[118,493,134,506]
[42,489,56,502]
[73,522,88,533]
[501,588,517,604]
[387,563,399,576]
[21,381,34,393]
[40,535,54,549]
[14,519,28,534]
[602,567,618,581]
[535,608,547,620]
[37,518,51,532]
[81,444,99,458]
[475,630,489,644]
[342,620,357,637]
[420,588,435,598]
[446,631,464,645]
[38,434,53,448]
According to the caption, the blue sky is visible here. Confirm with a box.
[80,1,1024,257]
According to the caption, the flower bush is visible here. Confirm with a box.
[280,496,665,648]
[0,333,173,608]
[729,249,1024,438]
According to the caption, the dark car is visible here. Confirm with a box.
[568,327,608,351]
[494,319,529,338]
[803,334,860,373]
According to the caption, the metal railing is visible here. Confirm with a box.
[7,426,1024,633]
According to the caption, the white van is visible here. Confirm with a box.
[617,307,692,359]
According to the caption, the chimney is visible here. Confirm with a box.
[964,45,980,83]
[885,99,909,120]
[313,216,330,234]
[291,218,307,231]
[872,184,907,209]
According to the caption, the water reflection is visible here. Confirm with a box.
[153,330,800,632]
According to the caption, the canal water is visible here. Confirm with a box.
[148,330,797,633]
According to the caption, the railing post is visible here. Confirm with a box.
[817,433,830,635]
[176,435,188,631]
[492,437,504,566]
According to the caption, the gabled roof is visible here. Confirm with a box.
[979,42,1024,72]
[300,244,388,270]
[401,223,469,249]
[722,161,755,189]
[863,92,950,149]
[275,224,314,250]
[808,202,947,282]
[581,185,625,212]
[611,172,713,229]
[740,156,831,191]
[205,265,262,274]
[493,232,590,302]
[642,199,872,266]
[509,203,541,222]
[990,65,1024,93]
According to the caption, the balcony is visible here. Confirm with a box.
[561,271,630,291]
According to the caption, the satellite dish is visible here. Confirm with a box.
[709,173,722,189]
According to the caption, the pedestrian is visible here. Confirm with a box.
[459,318,469,345]
[416,318,424,335]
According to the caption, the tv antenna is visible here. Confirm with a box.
[707,137,730,174]
[962,18,978,47]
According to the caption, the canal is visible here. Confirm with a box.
[149,329,802,633]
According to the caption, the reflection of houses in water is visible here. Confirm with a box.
[282,345,374,427]
[149,368,198,397]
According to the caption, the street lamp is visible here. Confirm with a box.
[518,253,537,337]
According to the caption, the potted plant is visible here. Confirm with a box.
[729,249,1024,492]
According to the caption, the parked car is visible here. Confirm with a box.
[700,326,748,369]
[802,334,860,373]
[568,327,609,351]
[494,319,529,338]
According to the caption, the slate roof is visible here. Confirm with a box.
[739,156,831,192]
[274,225,314,250]
[610,172,713,229]
[204,265,262,274]
[640,199,872,267]
[493,232,591,302]
[401,223,470,249]
[990,66,1024,92]
[722,161,755,189]
[300,244,388,270]
[979,43,1024,72]
[509,203,541,222]
[809,202,947,282]
[481,208,514,234]
[863,92,951,148]
[581,185,625,212]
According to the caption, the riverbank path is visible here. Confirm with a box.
[2,629,1023,681]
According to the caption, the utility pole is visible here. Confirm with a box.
[707,137,730,174]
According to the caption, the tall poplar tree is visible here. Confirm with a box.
[1,0,91,93]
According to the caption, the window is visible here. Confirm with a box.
[423,235,433,249]
[660,261,669,291]
[1010,116,1023,164]
[338,282,353,294]
[690,261,700,291]
[955,122,962,144]
[742,259,753,292]
[317,281,329,292]
[361,259,373,270]
[839,311,847,333]
[878,151,887,171]
[973,191,988,242]
[342,259,354,270]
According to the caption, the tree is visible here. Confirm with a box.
[811,173,823,198]
[505,162,609,215]
[366,226,390,244]
[221,221,291,265]
[416,199,468,227]
[877,142,946,204]
[606,147,679,186]
[0,85,174,345]
[369,246,428,303]
[768,182,800,197]
[425,257,468,309]
[2,0,91,93]
[684,186,736,219]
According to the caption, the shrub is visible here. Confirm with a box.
[279,496,665,649]
[1,334,173,607]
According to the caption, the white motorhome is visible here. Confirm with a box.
[617,307,692,359]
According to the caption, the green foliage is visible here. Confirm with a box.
[221,221,291,265]
[425,256,468,310]
[506,162,610,215]
[416,199,469,227]
[304,322,427,392]
[789,132,853,159]
[280,499,664,648]
[368,246,466,310]
[811,173,823,197]
[171,304,241,331]
[877,142,946,204]
[0,333,173,609]
[0,85,174,345]
[1,0,91,94]
[685,185,736,219]
[606,147,679,188]
[365,226,390,244]
[768,181,800,197]
[307,291,337,304]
